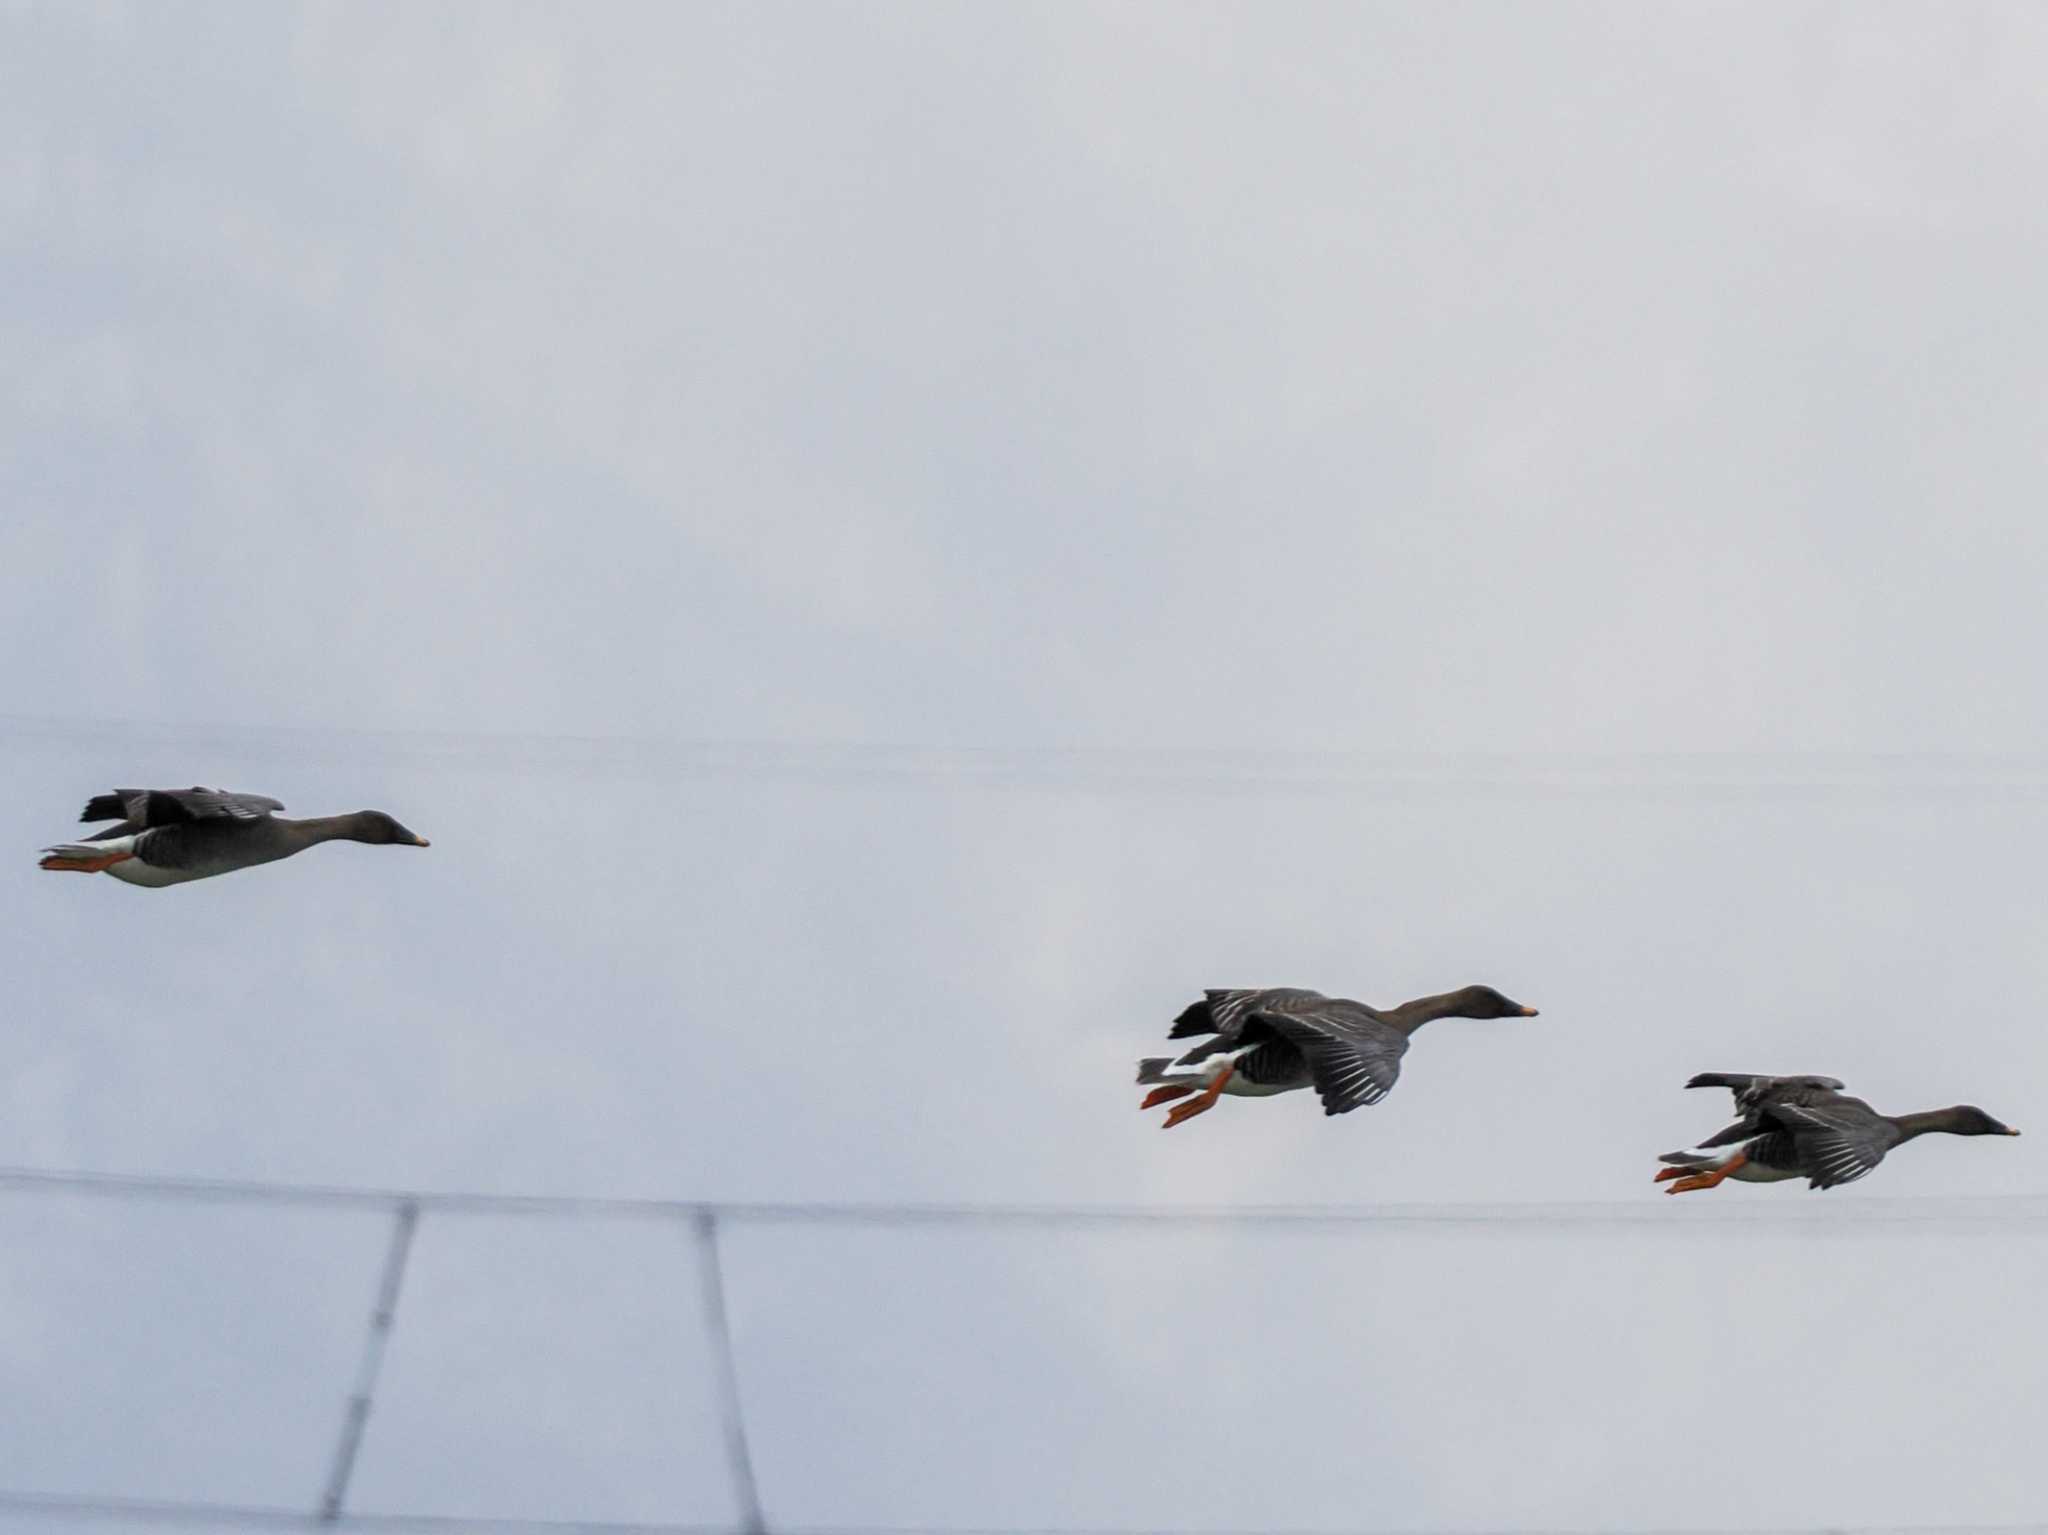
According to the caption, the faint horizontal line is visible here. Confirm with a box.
[0,1166,2044,1228]
[0,1488,2032,1535]
[0,1490,718,1534]
[13,713,2048,798]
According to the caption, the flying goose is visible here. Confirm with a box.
[1137,983,1537,1129]
[1658,1072,2018,1192]
[39,787,428,887]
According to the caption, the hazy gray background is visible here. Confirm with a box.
[4,1,2048,1530]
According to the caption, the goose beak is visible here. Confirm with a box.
[1517,1006,1540,1017]
[411,836,431,848]
[2007,1128,2022,1136]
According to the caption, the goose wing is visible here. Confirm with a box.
[1171,987,1325,1038]
[1170,987,1328,1063]
[1238,997,1408,1115]
[82,788,285,828]
[1686,1072,1847,1117]
[1762,1096,1899,1189]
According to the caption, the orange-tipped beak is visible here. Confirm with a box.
[411,836,431,847]
[2008,1128,2023,1136]
[1517,1006,1540,1017]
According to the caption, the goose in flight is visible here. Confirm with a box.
[1658,1072,2018,1192]
[40,787,428,887]
[1137,983,1537,1129]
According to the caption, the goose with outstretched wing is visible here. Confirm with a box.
[1136,983,1537,1129]
[1657,1073,2018,1193]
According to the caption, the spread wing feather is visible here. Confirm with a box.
[1762,1098,1898,1189]
[1241,999,1407,1115]
[81,788,284,827]
[1686,1072,1847,1116]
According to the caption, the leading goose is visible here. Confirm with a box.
[39,787,429,887]
[1658,1072,2019,1193]
[1136,984,1537,1129]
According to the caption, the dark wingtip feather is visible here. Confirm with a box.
[80,793,128,823]
[1168,999,1217,1038]
[1685,1072,1745,1091]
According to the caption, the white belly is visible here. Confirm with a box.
[105,858,199,888]
[1728,1161,1800,1184]
[1221,1075,1301,1098]
[1672,1139,1801,1184]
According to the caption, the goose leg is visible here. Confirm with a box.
[1653,1166,1690,1183]
[1140,1084,1198,1110]
[1664,1152,1747,1195]
[39,851,134,874]
[1162,1063,1235,1129]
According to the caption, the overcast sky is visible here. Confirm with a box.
[5,3,2048,1532]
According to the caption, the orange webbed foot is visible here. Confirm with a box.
[1162,1097,1217,1129]
[39,851,133,873]
[1160,1062,1235,1129]
[1664,1171,1726,1194]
